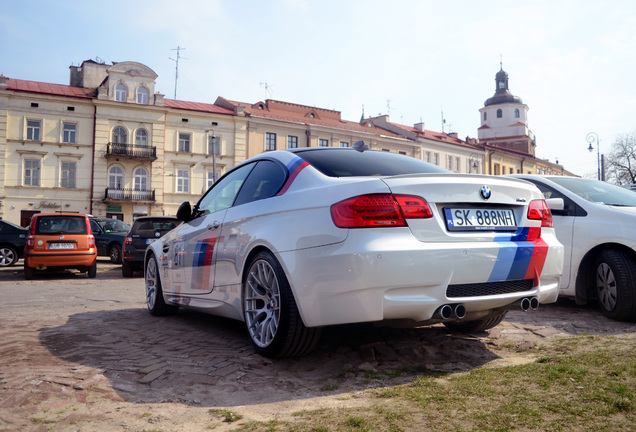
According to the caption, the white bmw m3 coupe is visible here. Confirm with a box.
[145,144,564,357]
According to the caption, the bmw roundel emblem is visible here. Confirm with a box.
[480,185,492,200]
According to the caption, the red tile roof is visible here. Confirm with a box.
[163,99,235,115]
[385,121,481,150]
[220,98,403,138]
[6,78,96,98]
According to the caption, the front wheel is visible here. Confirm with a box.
[0,246,18,267]
[594,250,636,321]
[243,251,321,358]
[443,310,508,333]
[145,253,178,316]
[109,244,122,264]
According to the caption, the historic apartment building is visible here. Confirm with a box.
[0,59,567,226]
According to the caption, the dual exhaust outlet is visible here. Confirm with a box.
[436,296,539,321]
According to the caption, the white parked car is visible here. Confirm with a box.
[145,145,563,357]
[510,175,636,321]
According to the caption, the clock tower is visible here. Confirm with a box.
[478,64,535,155]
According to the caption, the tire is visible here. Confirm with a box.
[24,265,34,280]
[594,249,636,321]
[122,262,134,278]
[87,263,97,278]
[145,253,178,316]
[109,244,122,264]
[0,246,18,267]
[243,251,321,358]
[443,310,508,333]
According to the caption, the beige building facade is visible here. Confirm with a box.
[0,59,572,227]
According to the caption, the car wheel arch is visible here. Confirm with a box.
[576,243,636,304]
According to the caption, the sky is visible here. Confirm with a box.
[1,0,635,178]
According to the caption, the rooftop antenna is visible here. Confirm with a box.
[386,99,391,116]
[170,46,186,99]
[441,108,446,132]
[260,81,272,99]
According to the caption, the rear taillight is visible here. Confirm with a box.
[330,193,432,228]
[26,235,34,249]
[527,199,553,228]
[122,235,132,258]
[88,235,96,249]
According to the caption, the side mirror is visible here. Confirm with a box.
[545,198,564,211]
[176,201,193,222]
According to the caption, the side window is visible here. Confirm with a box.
[195,163,255,216]
[234,160,286,206]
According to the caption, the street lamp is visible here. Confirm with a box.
[205,129,218,184]
[586,132,602,181]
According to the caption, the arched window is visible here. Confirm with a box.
[112,126,127,144]
[484,112,487,121]
[135,129,148,147]
[137,87,149,104]
[515,108,520,118]
[134,167,148,191]
[115,84,127,102]
[109,166,124,190]
[496,109,503,118]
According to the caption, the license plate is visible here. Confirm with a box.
[444,208,517,231]
[49,243,75,250]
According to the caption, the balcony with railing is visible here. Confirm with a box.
[105,143,157,160]
[104,188,156,202]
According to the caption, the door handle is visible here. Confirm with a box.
[207,221,220,230]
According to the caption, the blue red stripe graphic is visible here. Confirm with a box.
[193,237,217,289]
[488,227,548,287]
[277,157,309,196]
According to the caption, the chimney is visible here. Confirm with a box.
[414,122,425,132]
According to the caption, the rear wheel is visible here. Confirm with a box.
[443,310,508,333]
[109,244,122,264]
[87,263,97,278]
[243,251,321,358]
[24,265,34,280]
[145,253,178,315]
[0,246,18,267]
[594,250,636,321]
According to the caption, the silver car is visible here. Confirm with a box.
[145,145,563,357]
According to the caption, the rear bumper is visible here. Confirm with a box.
[279,228,563,327]
[25,251,97,269]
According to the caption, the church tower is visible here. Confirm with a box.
[478,64,535,155]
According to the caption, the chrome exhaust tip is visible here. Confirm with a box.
[454,304,466,320]
[439,304,453,320]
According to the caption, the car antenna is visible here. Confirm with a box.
[353,140,368,152]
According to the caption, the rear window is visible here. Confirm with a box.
[96,219,130,232]
[131,219,179,236]
[35,216,87,235]
[294,148,450,177]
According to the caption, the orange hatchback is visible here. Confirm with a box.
[24,213,97,280]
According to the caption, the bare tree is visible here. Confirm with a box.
[604,132,636,185]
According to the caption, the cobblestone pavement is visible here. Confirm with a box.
[1,259,634,431]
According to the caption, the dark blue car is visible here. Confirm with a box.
[0,220,27,267]
[89,218,130,264]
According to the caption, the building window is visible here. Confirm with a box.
[26,120,41,141]
[62,123,76,143]
[24,159,41,186]
[434,153,440,166]
[339,141,349,148]
[112,126,127,144]
[137,87,149,105]
[510,167,514,174]
[287,136,298,149]
[134,167,148,191]
[265,133,276,151]
[484,112,487,121]
[115,84,127,102]
[446,155,453,170]
[61,161,76,188]
[425,151,431,163]
[496,109,503,118]
[178,133,191,152]
[177,169,190,193]
[319,139,329,147]
[456,157,461,172]
[109,166,124,189]
[515,108,520,118]
[494,164,501,175]
[135,129,148,146]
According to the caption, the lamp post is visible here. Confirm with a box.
[586,132,602,181]
[205,129,218,184]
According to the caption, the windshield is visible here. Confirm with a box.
[550,177,636,207]
[295,148,450,177]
